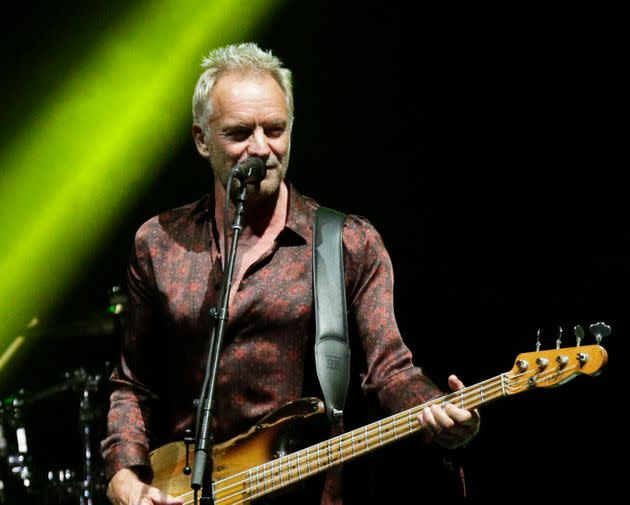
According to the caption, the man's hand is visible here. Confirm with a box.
[107,468,183,505]
[420,374,481,449]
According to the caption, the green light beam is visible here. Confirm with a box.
[0,0,284,358]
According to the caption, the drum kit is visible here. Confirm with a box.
[0,287,127,505]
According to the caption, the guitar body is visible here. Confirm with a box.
[151,397,326,504]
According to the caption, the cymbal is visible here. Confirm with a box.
[2,365,110,407]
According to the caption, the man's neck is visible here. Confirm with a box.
[214,179,288,243]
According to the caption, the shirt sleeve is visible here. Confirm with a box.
[101,221,162,482]
[342,215,444,414]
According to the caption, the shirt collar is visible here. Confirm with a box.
[203,180,315,244]
[284,182,315,242]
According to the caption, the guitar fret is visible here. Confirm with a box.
[480,383,485,404]
[298,452,302,479]
[261,462,267,494]
[280,454,291,485]
[351,430,356,457]
[279,457,285,486]
[284,454,290,483]
[255,467,261,497]
[501,373,507,396]
[460,391,464,408]
[393,416,397,438]
[407,410,413,434]
[339,436,344,462]
[316,443,322,469]
[306,447,312,475]
[286,455,291,483]
[364,426,369,449]
[295,451,301,479]
[378,421,383,446]
[261,463,267,495]
[327,442,333,467]
[247,468,254,497]
[288,454,293,483]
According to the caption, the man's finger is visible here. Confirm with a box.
[448,374,465,391]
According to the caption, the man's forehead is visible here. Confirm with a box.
[209,73,288,122]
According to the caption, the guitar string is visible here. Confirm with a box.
[178,378,509,504]
[179,364,576,505]
[179,364,578,505]
[508,364,579,390]
[174,374,506,504]
[177,363,578,505]
[209,368,559,503]
[213,372,515,499]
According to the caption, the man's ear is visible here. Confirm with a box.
[192,124,210,159]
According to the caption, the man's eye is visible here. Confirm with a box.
[226,130,250,141]
[266,127,285,138]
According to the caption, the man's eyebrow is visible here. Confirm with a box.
[221,118,287,130]
[266,119,287,127]
[222,122,251,130]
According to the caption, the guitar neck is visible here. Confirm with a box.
[214,373,508,503]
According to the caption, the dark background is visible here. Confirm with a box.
[1,2,626,503]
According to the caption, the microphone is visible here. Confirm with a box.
[230,157,267,184]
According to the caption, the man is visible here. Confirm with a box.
[102,42,479,505]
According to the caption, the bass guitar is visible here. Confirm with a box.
[150,342,608,504]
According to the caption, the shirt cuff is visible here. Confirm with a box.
[103,441,153,482]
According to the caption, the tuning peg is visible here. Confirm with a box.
[589,322,611,345]
[535,329,542,351]
[556,327,563,349]
[574,324,585,346]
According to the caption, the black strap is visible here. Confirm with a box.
[313,206,350,422]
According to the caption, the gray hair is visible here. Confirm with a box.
[192,42,293,135]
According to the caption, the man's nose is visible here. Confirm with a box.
[247,129,271,158]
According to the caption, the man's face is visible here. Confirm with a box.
[194,71,291,200]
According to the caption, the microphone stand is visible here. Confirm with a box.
[191,178,251,505]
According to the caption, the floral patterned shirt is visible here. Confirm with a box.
[101,184,445,503]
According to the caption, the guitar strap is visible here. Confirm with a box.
[312,206,350,422]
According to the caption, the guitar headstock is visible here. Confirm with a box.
[505,344,608,395]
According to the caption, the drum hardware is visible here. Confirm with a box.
[72,367,103,505]
[43,367,107,505]
[0,287,124,504]
[1,365,110,505]
[1,391,34,495]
